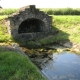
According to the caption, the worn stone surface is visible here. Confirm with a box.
[70,43,80,53]
[4,5,52,41]
[59,40,73,48]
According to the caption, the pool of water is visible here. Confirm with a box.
[41,51,80,80]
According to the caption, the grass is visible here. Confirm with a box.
[1,8,80,15]
[0,9,19,15]
[0,47,46,80]
[40,8,80,15]
[0,15,8,20]
[0,23,12,42]
[0,15,14,43]
[0,8,19,35]
[52,15,80,43]
[37,15,80,45]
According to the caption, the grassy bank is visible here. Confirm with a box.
[0,47,46,80]
[0,9,19,15]
[40,8,80,15]
[0,15,8,20]
[37,15,80,45]
[1,8,80,15]
[0,21,12,43]
[52,15,80,43]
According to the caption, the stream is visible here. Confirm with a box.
[41,51,80,80]
[22,44,80,80]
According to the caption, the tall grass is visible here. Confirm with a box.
[0,9,19,15]
[1,8,80,15]
[40,8,80,15]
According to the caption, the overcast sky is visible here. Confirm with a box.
[0,0,80,8]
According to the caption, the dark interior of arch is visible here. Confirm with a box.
[18,18,45,34]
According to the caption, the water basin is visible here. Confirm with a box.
[41,51,80,80]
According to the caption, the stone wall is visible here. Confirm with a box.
[5,5,52,41]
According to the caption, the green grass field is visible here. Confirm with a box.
[52,15,80,43]
[40,8,80,15]
[0,47,46,80]
[0,9,19,15]
[0,15,8,20]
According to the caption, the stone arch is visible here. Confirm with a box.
[18,18,45,34]
[5,5,52,40]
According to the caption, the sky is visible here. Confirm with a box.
[0,0,80,8]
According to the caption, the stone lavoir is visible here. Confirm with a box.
[5,5,52,41]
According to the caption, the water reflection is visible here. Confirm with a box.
[41,51,80,80]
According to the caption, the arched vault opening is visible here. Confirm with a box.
[18,18,45,34]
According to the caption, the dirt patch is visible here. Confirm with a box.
[0,44,15,52]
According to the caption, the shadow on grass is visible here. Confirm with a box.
[51,24,72,48]
[12,24,73,48]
